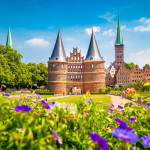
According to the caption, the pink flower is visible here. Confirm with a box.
[65,104,69,108]
[83,112,89,116]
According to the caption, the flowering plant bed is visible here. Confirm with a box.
[0,94,150,149]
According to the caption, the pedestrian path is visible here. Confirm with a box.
[110,95,137,108]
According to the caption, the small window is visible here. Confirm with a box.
[62,64,64,68]
[91,64,94,68]
[53,64,55,68]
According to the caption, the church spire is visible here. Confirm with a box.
[115,9,123,45]
[6,25,13,48]
[85,27,104,62]
[49,28,66,62]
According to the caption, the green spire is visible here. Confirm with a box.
[115,10,123,45]
[6,25,13,48]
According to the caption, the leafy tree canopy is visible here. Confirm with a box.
[143,64,150,68]
[0,45,48,89]
[124,62,135,69]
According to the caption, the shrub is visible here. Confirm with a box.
[35,89,50,93]
[98,87,105,94]
[35,89,55,95]
[105,86,112,94]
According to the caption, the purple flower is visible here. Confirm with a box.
[111,128,140,143]
[50,101,55,106]
[30,96,32,98]
[88,102,91,104]
[84,99,87,103]
[36,93,39,95]
[34,101,36,103]
[89,132,108,150]
[128,118,136,124]
[52,129,62,144]
[110,104,114,107]
[14,105,32,113]
[114,118,132,131]
[118,105,123,109]
[130,145,134,150]
[108,108,114,113]
[45,98,47,101]
[5,94,10,97]
[2,94,10,97]
[41,100,50,109]
[90,97,93,101]
[19,99,21,101]
[142,135,150,148]
[93,123,98,125]
[107,125,111,128]
[145,103,150,108]
[25,98,30,102]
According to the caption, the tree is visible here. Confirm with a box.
[124,62,135,69]
[143,64,150,68]
[0,45,48,89]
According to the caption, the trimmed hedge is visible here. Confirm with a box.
[37,92,55,95]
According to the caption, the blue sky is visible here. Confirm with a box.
[0,0,150,68]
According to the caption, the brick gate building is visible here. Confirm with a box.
[48,28,105,94]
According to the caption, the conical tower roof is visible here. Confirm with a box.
[6,26,13,48]
[85,28,104,62]
[49,28,66,62]
[115,11,123,45]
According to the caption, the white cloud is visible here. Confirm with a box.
[103,29,115,36]
[65,38,76,41]
[127,49,150,67]
[98,12,116,22]
[134,17,150,32]
[102,40,114,48]
[25,38,50,47]
[85,26,101,35]
[121,25,131,31]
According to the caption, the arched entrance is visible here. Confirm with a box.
[71,87,81,95]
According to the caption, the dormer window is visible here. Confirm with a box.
[90,57,93,60]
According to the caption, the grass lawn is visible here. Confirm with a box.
[48,94,111,104]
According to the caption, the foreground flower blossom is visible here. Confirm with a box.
[89,132,108,150]
[90,97,93,101]
[110,104,114,107]
[111,128,140,143]
[114,118,132,131]
[108,108,114,113]
[49,101,55,106]
[128,118,136,124]
[14,105,32,113]
[52,129,62,144]
[118,105,123,109]
[84,99,87,103]
[2,94,10,97]
[145,103,150,108]
[142,135,150,148]
[41,100,50,109]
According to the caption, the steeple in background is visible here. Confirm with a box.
[85,26,104,62]
[115,9,123,45]
[6,25,13,48]
[49,28,66,62]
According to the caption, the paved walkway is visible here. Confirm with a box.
[110,95,137,108]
